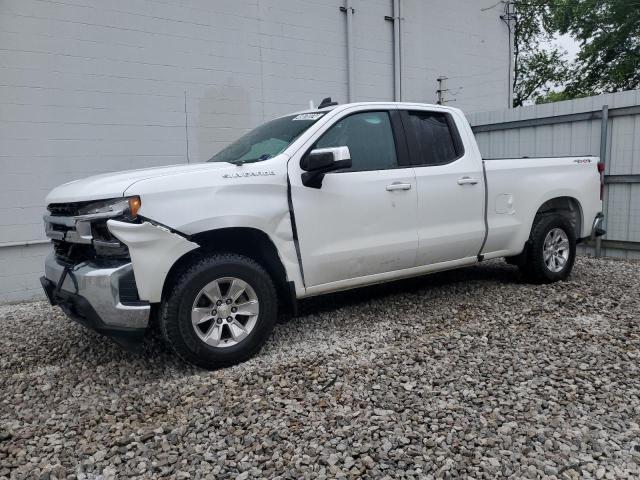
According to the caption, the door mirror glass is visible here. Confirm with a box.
[301,147,352,188]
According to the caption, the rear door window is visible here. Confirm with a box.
[405,111,464,166]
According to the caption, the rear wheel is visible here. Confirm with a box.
[519,214,576,283]
[160,253,277,369]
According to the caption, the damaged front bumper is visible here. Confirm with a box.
[40,217,198,349]
[41,253,150,349]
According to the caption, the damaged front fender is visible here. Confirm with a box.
[107,220,198,303]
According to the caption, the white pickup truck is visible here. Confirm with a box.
[41,101,605,368]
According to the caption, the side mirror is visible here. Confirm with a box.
[301,147,352,188]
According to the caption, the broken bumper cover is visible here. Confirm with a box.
[590,212,606,240]
[41,253,150,348]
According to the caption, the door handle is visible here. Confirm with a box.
[457,176,479,185]
[386,182,412,191]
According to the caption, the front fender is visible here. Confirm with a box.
[107,220,199,303]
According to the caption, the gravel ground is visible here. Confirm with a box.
[1,257,639,479]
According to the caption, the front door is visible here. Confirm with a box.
[289,109,418,288]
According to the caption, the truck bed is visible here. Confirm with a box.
[481,155,602,258]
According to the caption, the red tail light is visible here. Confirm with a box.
[597,162,605,200]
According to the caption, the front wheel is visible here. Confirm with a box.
[160,253,277,369]
[519,214,576,283]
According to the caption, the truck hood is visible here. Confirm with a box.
[45,162,232,204]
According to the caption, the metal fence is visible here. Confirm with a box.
[466,89,640,260]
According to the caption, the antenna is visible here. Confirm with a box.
[436,77,448,105]
[318,97,338,109]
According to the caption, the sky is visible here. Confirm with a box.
[555,33,581,61]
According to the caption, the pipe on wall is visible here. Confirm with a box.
[504,1,515,109]
[345,0,355,102]
[392,0,402,101]
[0,239,50,249]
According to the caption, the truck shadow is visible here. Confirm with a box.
[294,260,521,318]
[134,261,522,371]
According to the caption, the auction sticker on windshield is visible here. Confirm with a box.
[292,113,324,121]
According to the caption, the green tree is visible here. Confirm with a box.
[553,0,640,96]
[512,0,640,106]
[511,1,570,106]
[514,49,571,106]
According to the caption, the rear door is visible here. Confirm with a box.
[289,108,418,288]
[402,109,485,265]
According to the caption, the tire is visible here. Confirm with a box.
[519,214,576,284]
[160,253,277,369]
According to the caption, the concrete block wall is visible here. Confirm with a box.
[401,0,512,111]
[0,0,510,302]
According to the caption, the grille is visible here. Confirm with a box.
[48,201,132,265]
[47,200,95,217]
[53,241,96,266]
[118,270,141,305]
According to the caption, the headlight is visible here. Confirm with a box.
[77,196,141,219]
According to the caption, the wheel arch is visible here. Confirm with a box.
[506,196,583,266]
[532,196,583,239]
[161,227,295,314]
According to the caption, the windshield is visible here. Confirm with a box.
[208,113,325,164]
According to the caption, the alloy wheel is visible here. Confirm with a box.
[543,228,570,273]
[191,277,260,347]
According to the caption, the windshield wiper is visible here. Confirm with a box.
[229,159,258,165]
[229,155,271,166]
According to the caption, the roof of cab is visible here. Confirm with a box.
[287,101,461,117]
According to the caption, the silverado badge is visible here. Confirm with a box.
[223,171,276,179]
